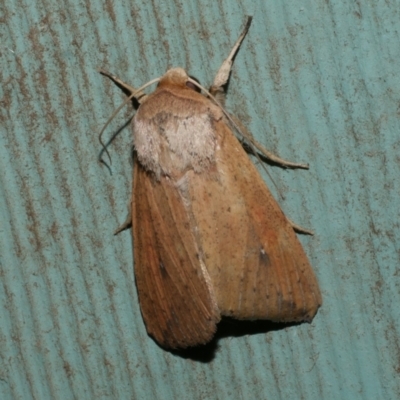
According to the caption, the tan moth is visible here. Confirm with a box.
[99,17,322,349]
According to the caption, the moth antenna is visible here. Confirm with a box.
[188,77,285,198]
[98,93,136,167]
[98,73,160,166]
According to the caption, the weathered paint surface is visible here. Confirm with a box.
[1,0,399,399]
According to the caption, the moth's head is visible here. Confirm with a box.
[159,67,188,88]
[158,67,201,92]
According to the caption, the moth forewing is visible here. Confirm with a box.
[100,18,321,349]
[132,162,220,348]
[185,121,321,321]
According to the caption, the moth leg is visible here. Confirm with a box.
[232,116,309,169]
[246,135,309,169]
[114,201,132,235]
[208,18,308,170]
[99,69,147,103]
[287,217,314,235]
[209,16,252,102]
[233,119,312,233]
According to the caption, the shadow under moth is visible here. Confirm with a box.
[99,17,322,349]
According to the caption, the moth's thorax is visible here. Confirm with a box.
[134,80,223,179]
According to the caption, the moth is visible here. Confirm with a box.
[99,17,322,349]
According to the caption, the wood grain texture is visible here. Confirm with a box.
[1,0,399,398]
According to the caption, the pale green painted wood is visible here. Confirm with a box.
[1,0,399,399]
